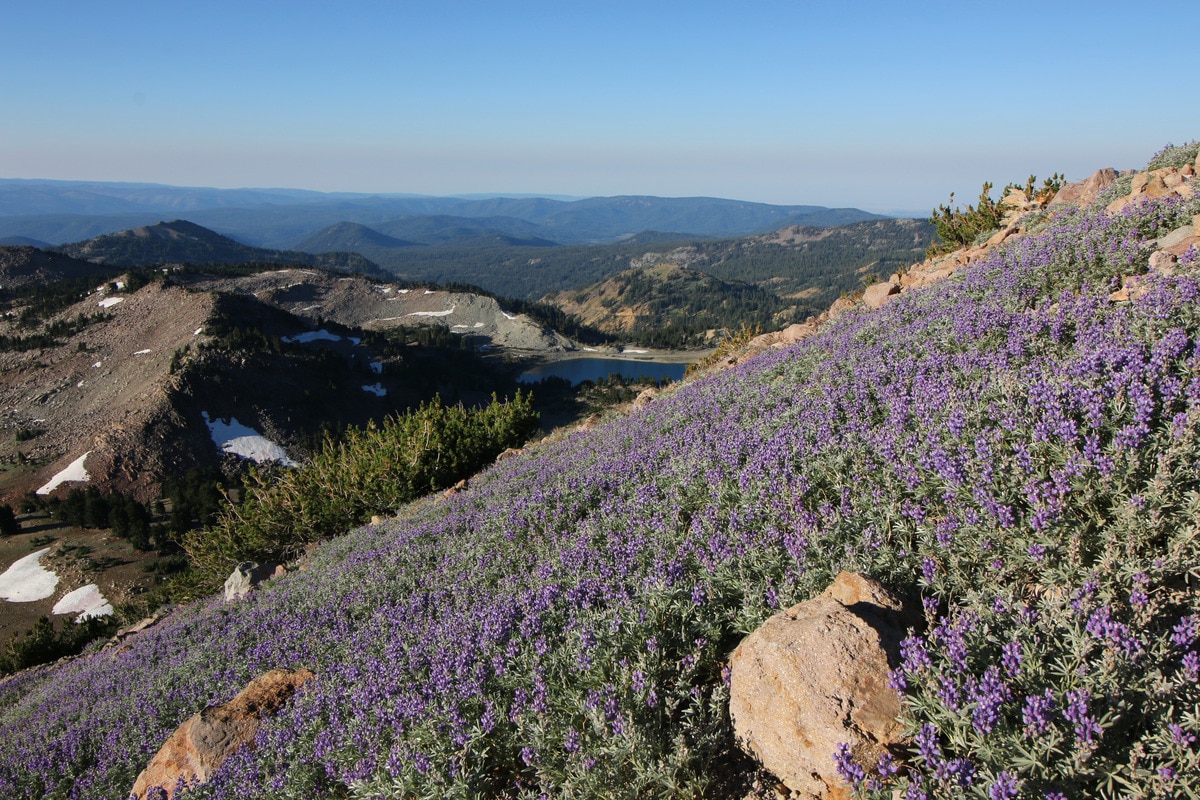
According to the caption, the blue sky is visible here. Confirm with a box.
[2,1,1196,213]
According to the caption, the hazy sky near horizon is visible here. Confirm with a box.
[2,1,1196,213]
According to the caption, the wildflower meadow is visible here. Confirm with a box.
[0,149,1197,799]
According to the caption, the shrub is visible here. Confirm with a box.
[185,391,539,578]
[0,504,19,537]
[926,174,1063,258]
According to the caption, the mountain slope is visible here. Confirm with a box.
[544,262,803,346]
[3,147,1198,799]
[0,270,543,504]
[292,221,420,252]
[54,219,387,276]
[0,246,110,288]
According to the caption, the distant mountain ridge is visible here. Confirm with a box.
[0,179,889,247]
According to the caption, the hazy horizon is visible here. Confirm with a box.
[2,1,1195,214]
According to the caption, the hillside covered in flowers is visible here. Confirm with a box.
[1,143,1199,799]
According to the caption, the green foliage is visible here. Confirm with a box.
[927,182,1008,257]
[926,174,1063,258]
[685,323,761,376]
[0,504,19,537]
[0,615,115,677]
[0,312,111,352]
[185,392,540,578]
[35,487,156,550]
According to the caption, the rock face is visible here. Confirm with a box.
[729,573,919,799]
[129,668,315,800]
[223,561,277,601]
[1049,167,1119,207]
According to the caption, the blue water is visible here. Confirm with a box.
[518,357,688,386]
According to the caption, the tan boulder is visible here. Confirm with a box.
[825,296,857,320]
[729,573,918,798]
[861,280,900,310]
[631,386,659,410]
[1050,167,1118,207]
[130,669,315,800]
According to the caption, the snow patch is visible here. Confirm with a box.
[624,349,649,354]
[397,289,411,294]
[0,548,58,602]
[52,583,113,621]
[299,304,321,312]
[201,412,297,467]
[37,452,91,495]
[423,289,436,295]
[406,306,455,318]
[98,297,124,309]
[282,329,342,344]
[369,361,383,374]
[501,312,518,320]
[362,383,387,397]
[133,349,151,355]
[93,361,102,368]
[194,327,204,336]
[474,322,485,328]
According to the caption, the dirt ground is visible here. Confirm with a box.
[0,512,170,647]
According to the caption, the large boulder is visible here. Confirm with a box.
[129,668,315,799]
[729,573,919,799]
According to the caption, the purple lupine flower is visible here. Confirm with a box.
[1168,723,1196,748]
[1172,614,1198,648]
[988,770,1020,800]
[833,743,866,789]
[1183,651,1200,681]
[1001,640,1022,677]
[1063,689,1102,747]
[971,666,1011,735]
[1023,689,1057,738]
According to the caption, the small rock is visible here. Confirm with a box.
[631,387,659,411]
[129,669,315,800]
[223,561,276,602]
[495,447,523,462]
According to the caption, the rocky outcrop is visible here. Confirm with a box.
[223,561,278,601]
[729,573,918,799]
[861,277,901,309]
[129,668,314,800]
[1049,167,1119,207]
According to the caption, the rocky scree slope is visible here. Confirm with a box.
[0,145,1198,799]
[182,268,577,352]
[0,277,469,504]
